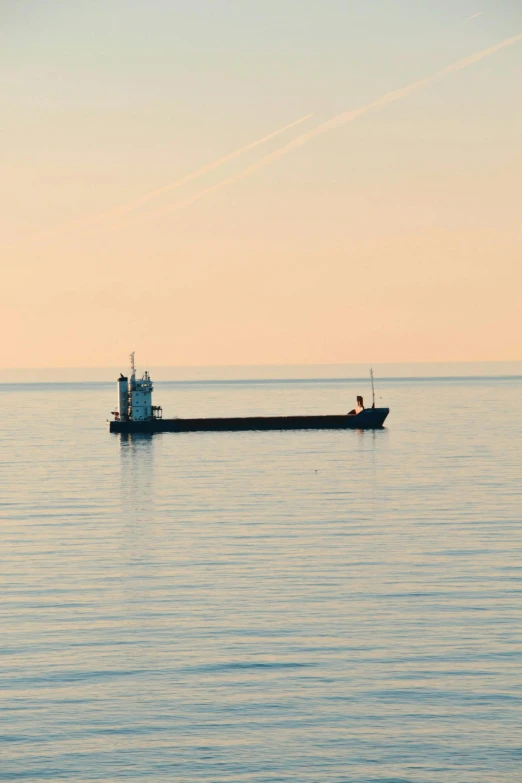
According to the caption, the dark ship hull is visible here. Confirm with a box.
[109,408,389,434]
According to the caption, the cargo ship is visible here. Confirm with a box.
[108,354,390,434]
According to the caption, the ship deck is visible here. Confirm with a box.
[109,408,389,434]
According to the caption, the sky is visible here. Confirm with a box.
[2,0,522,368]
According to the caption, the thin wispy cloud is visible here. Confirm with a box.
[51,113,313,235]
[149,33,522,219]
[467,12,484,21]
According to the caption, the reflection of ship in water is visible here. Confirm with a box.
[109,354,390,434]
[119,430,155,514]
[115,429,165,623]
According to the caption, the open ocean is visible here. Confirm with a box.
[1,367,521,782]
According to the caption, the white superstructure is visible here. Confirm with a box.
[112,353,162,422]
[117,374,129,420]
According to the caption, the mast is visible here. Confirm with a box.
[370,367,376,409]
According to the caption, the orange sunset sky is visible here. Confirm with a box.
[2,1,521,368]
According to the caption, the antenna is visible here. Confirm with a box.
[370,367,376,409]
[129,352,136,375]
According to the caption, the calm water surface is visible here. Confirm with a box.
[1,373,521,782]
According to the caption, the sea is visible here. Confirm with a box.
[1,364,521,782]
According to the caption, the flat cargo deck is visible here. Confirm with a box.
[109,408,389,434]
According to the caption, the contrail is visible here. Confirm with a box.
[151,33,522,218]
[467,12,483,21]
[60,113,313,232]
